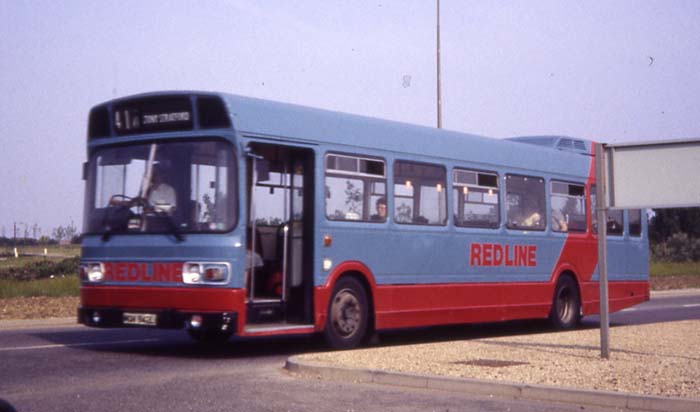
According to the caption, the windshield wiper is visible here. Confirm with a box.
[153,210,185,242]
[101,204,133,241]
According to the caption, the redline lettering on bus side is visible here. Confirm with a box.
[483,243,493,265]
[470,243,482,266]
[469,243,537,267]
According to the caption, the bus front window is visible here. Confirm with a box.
[84,140,236,235]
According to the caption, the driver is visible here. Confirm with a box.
[148,163,177,213]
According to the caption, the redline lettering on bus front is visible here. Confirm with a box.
[103,262,183,283]
[469,243,537,267]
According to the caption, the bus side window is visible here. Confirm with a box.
[453,169,500,228]
[394,161,447,226]
[629,209,642,237]
[607,210,624,236]
[325,153,386,222]
[550,181,586,233]
[505,174,546,231]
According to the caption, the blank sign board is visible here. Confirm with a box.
[606,139,700,209]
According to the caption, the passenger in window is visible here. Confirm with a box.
[607,216,621,232]
[522,212,542,228]
[552,210,567,232]
[371,197,387,221]
[552,198,577,232]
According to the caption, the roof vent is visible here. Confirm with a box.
[507,136,591,155]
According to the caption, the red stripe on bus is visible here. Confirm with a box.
[580,281,650,314]
[315,280,649,331]
[81,286,247,332]
[549,144,599,287]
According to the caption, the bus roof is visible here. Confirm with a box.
[90,91,595,179]
[219,93,594,178]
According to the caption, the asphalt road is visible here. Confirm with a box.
[586,289,700,327]
[0,290,697,412]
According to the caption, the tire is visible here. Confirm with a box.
[324,277,369,349]
[549,275,581,329]
[187,328,232,344]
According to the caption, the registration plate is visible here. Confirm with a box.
[123,312,157,326]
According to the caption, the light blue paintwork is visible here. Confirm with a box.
[82,91,649,289]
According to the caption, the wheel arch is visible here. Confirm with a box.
[554,268,581,292]
[549,268,583,329]
[552,268,582,308]
[315,261,377,333]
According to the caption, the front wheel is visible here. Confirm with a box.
[549,275,581,329]
[324,277,369,349]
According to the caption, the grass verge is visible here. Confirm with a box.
[0,244,80,258]
[650,260,700,277]
[0,276,79,299]
[0,256,79,281]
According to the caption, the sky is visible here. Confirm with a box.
[1,0,699,237]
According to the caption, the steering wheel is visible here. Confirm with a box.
[108,194,151,210]
[108,194,131,205]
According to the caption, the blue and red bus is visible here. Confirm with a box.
[78,91,649,348]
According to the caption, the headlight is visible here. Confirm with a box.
[182,262,229,284]
[81,262,105,282]
[183,263,202,283]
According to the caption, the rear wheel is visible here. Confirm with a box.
[549,275,581,329]
[324,277,369,349]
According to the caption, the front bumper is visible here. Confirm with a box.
[80,285,247,331]
[78,306,237,333]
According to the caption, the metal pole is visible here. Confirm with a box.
[436,0,442,129]
[281,164,289,303]
[595,143,610,359]
[249,157,258,302]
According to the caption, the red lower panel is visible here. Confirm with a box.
[372,283,556,329]
[315,282,555,331]
[315,280,650,332]
[580,281,650,315]
[81,286,247,332]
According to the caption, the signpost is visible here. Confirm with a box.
[596,138,700,359]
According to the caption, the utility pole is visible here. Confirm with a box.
[595,143,610,359]
[436,0,443,129]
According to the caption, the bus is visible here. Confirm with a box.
[78,91,649,348]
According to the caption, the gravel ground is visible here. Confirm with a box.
[2,288,698,400]
[0,296,78,320]
[651,274,700,290]
[298,320,700,399]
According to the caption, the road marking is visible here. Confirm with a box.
[682,303,700,308]
[0,338,161,352]
[621,308,636,312]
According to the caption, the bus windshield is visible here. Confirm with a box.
[83,139,236,235]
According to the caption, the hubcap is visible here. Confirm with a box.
[330,288,361,337]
